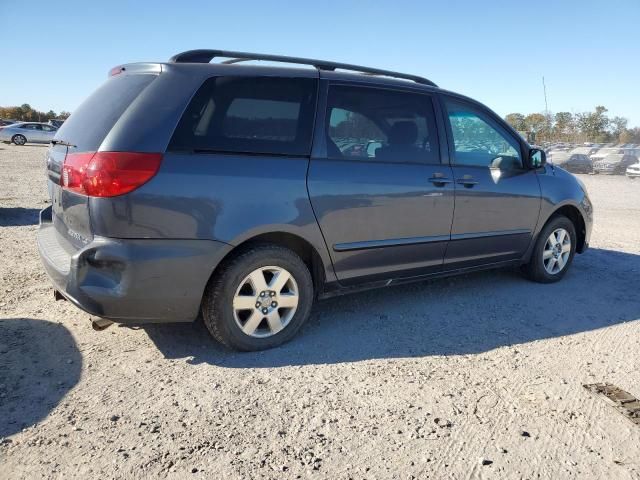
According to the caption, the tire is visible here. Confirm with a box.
[202,244,314,351]
[12,134,26,146]
[522,215,576,283]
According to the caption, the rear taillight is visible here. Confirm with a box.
[61,152,162,197]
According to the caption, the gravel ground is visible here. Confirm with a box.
[1,144,639,479]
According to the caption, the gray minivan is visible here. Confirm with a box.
[38,50,593,350]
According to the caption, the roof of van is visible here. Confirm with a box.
[111,51,519,140]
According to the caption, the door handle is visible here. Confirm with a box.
[456,178,478,188]
[428,176,452,186]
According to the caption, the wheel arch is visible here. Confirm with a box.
[208,231,332,298]
[544,203,587,253]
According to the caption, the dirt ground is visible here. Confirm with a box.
[1,144,639,479]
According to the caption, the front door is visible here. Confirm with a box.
[308,83,455,285]
[441,97,541,269]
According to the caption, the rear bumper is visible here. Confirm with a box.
[627,171,640,178]
[37,206,232,323]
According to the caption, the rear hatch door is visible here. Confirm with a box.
[45,70,159,249]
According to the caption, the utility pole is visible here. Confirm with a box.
[542,76,549,116]
[542,76,550,141]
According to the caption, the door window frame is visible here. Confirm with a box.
[311,79,449,166]
[436,93,529,170]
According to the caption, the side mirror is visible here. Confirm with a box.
[529,148,546,169]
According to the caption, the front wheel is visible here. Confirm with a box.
[202,244,314,351]
[12,134,26,146]
[522,215,576,283]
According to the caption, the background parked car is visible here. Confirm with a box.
[569,146,600,156]
[593,153,639,175]
[590,147,626,163]
[626,161,640,179]
[546,144,572,156]
[48,119,66,128]
[0,122,58,145]
[552,152,593,173]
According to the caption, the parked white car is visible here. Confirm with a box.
[0,122,58,145]
[627,161,640,179]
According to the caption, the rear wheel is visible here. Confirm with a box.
[12,134,26,146]
[522,215,576,283]
[202,244,314,351]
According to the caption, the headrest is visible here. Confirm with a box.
[388,121,418,145]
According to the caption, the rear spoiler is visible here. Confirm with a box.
[108,62,162,77]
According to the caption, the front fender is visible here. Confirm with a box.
[526,166,593,258]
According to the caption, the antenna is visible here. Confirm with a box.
[542,76,551,141]
[542,76,549,116]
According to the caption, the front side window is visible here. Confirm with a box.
[445,99,522,169]
[326,85,440,164]
[169,76,317,156]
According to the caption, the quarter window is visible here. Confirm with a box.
[169,76,317,156]
[445,100,522,169]
[326,86,440,164]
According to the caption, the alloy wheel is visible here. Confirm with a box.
[542,228,571,275]
[232,266,299,338]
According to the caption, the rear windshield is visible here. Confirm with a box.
[55,74,156,152]
[169,76,317,156]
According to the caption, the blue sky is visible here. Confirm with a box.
[2,0,639,125]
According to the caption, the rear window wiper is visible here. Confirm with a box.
[50,139,77,147]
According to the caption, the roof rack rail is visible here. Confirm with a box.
[169,49,437,87]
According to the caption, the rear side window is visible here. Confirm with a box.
[55,74,156,152]
[169,77,318,156]
[326,85,440,164]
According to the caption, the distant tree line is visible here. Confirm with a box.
[504,106,640,144]
[0,104,71,122]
